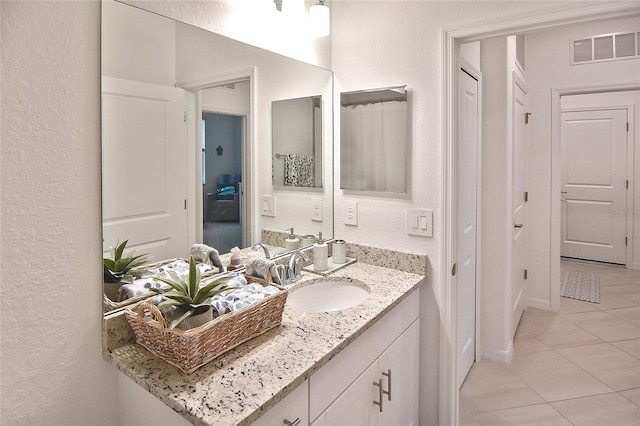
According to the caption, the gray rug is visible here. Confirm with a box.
[560,271,600,303]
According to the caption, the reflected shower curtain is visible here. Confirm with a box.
[341,101,407,192]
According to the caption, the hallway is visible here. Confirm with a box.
[460,260,640,425]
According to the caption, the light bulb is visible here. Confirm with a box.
[310,1,330,37]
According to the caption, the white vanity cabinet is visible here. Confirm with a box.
[252,379,309,426]
[309,291,419,426]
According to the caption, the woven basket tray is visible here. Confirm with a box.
[124,274,287,373]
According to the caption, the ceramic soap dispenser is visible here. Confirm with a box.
[284,227,300,251]
[313,232,328,271]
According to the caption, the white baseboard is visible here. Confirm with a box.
[527,297,552,312]
[481,341,513,363]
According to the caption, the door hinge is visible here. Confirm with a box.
[626,237,628,246]
[184,111,187,122]
[524,191,529,202]
[525,112,532,124]
[524,269,528,280]
[627,122,630,132]
[452,263,458,277]
[626,180,629,189]
[184,199,187,209]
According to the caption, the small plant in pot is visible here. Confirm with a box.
[103,240,149,301]
[151,256,232,330]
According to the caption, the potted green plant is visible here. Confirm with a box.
[103,240,148,301]
[151,256,232,330]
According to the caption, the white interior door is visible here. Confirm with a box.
[511,79,527,338]
[102,76,188,261]
[561,108,628,264]
[456,69,479,388]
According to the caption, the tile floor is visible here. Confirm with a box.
[460,259,640,425]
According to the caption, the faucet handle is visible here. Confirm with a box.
[288,250,309,279]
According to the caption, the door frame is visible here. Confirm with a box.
[553,87,638,274]
[178,68,256,248]
[441,3,639,425]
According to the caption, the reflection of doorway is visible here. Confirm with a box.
[202,112,244,253]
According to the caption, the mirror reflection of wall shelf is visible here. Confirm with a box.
[340,85,408,194]
[272,95,323,190]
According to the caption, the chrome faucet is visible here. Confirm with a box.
[252,242,271,259]
[287,250,309,282]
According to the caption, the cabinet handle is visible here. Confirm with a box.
[382,369,391,401]
[283,418,300,426]
[373,378,384,412]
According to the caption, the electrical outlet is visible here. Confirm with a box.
[311,198,323,222]
[345,201,358,226]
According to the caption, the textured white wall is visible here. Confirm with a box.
[526,15,640,306]
[0,1,116,425]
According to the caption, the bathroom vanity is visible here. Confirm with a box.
[105,258,424,425]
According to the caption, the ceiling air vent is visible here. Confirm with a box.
[571,32,639,65]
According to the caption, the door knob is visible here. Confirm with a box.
[514,223,524,229]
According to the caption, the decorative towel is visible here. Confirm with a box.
[116,260,217,302]
[284,154,315,187]
[245,257,281,284]
[190,244,224,273]
[210,283,281,318]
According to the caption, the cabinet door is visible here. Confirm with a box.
[378,320,420,426]
[323,362,378,426]
[253,380,309,426]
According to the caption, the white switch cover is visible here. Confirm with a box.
[311,198,323,222]
[261,195,276,217]
[345,201,358,226]
[407,209,433,237]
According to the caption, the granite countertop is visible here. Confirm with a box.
[106,261,423,426]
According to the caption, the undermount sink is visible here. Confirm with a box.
[287,278,370,313]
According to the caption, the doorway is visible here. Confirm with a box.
[442,4,639,425]
[201,111,245,253]
[560,91,637,267]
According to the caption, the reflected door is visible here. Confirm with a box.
[102,77,188,260]
[561,108,628,264]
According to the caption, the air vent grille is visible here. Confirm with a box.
[571,32,640,65]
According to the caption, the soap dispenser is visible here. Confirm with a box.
[227,246,243,271]
[313,232,328,271]
[284,227,300,251]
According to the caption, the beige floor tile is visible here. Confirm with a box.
[608,307,640,326]
[620,388,640,406]
[551,393,640,426]
[563,310,640,342]
[460,361,544,413]
[471,404,572,426]
[605,284,640,301]
[559,296,599,314]
[513,333,553,354]
[523,308,558,319]
[613,339,640,359]
[515,315,604,349]
[596,289,638,310]
[558,343,640,391]
[506,350,613,401]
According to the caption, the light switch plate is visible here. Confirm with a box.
[345,201,358,226]
[261,195,276,217]
[311,198,323,222]
[407,208,433,237]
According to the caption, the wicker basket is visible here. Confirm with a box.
[124,274,287,373]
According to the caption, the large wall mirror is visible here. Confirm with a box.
[101,0,333,312]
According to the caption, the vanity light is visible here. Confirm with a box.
[310,0,330,37]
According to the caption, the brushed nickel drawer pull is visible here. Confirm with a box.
[373,378,384,412]
[283,418,300,426]
[383,369,392,401]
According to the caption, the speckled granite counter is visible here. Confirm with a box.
[105,260,424,425]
